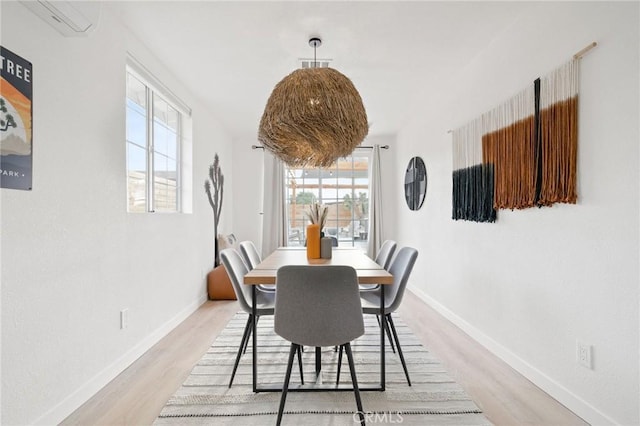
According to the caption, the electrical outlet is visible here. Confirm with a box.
[120,309,129,330]
[576,341,592,369]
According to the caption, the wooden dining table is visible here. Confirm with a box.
[243,247,393,393]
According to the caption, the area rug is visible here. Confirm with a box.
[155,312,491,425]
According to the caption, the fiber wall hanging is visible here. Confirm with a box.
[452,57,583,223]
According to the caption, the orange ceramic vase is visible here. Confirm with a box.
[306,224,321,259]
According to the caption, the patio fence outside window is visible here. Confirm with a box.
[285,153,370,249]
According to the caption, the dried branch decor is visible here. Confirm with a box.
[306,202,328,230]
[258,67,368,168]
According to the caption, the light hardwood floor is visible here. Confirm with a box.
[62,291,587,425]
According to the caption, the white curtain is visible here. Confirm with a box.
[261,151,288,257]
[367,144,384,258]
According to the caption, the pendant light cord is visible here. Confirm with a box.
[309,37,321,68]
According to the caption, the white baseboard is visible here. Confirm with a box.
[33,294,208,426]
[409,286,617,426]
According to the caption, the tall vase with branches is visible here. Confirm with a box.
[306,202,328,231]
[205,154,224,267]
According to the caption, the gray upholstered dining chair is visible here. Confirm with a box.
[274,265,366,426]
[239,240,275,292]
[355,246,418,386]
[353,240,398,354]
[220,248,302,388]
[359,240,397,292]
[375,239,397,270]
[239,240,261,269]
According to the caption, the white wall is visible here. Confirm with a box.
[2,2,637,425]
[395,2,639,425]
[231,140,264,246]
[0,3,233,424]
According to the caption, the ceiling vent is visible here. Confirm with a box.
[300,59,332,69]
[20,1,101,37]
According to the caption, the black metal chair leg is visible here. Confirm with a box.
[276,343,298,426]
[243,315,260,354]
[376,315,395,353]
[336,344,344,385]
[344,343,365,426]
[229,314,253,388]
[383,316,396,353]
[387,314,411,386]
[297,345,304,385]
[315,347,321,377]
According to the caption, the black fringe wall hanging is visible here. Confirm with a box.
[452,58,581,223]
[452,118,497,223]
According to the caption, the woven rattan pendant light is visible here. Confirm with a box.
[258,37,368,167]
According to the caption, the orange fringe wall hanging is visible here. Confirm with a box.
[452,59,580,223]
[539,60,579,205]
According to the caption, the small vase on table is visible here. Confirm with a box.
[320,232,332,259]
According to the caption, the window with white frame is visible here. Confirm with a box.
[126,60,191,213]
[285,153,370,248]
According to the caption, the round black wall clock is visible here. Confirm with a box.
[404,156,427,210]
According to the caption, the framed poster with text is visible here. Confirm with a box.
[1,46,33,190]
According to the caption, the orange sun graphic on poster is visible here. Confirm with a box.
[1,45,33,190]
[1,78,32,155]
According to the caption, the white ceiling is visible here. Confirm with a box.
[110,1,529,142]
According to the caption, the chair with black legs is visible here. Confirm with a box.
[375,239,397,270]
[239,240,275,292]
[220,248,303,388]
[358,240,398,352]
[360,240,397,292]
[238,240,262,269]
[338,246,418,387]
[274,265,366,426]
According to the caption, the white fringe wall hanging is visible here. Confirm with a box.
[452,56,583,223]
